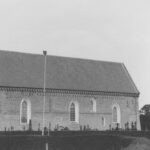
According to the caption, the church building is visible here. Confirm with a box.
[0,50,140,130]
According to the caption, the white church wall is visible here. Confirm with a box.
[0,90,140,131]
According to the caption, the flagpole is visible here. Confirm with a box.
[42,50,47,136]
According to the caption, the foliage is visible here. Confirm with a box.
[140,114,150,130]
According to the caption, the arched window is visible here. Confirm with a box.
[22,101,27,123]
[126,100,129,107]
[91,98,96,112]
[0,101,2,113]
[70,103,75,121]
[112,104,121,124]
[102,117,105,127]
[20,99,31,124]
[70,102,79,123]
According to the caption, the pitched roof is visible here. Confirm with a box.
[0,50,139,95]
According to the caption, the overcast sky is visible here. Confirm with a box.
[0,0,150,108]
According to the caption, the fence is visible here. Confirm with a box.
[1,130,150,137]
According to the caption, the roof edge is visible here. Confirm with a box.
[0,86,139,97]
[121,63,140,94]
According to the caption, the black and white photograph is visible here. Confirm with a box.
[0,0,149,149]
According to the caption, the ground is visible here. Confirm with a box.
[122,137,150,150]
[0,131,150,150]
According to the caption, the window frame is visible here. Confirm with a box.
[20,99,31,125]
[91,98,97,113]
[112,104,121,124]
[102,116,105,127]
[69,101,79,123]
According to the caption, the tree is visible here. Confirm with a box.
[140,105,150,131]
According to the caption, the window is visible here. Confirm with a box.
[0,101,2,113]
[69,102,79,123]
[91,98,96,112]
[20,99,31,124]
[112,104,121,124]
[102,117,105,127]
[21,101,27,123]
[126,101,129,107]
[113,107,117,122]
[70,103,75,121]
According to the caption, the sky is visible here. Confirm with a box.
[0,0,150,108]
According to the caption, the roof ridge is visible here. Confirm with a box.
[0,49,122,64]
[0,49,41,57]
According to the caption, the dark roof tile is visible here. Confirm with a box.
[0,50,139,94]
